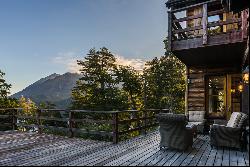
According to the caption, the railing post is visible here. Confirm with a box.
[202,3,208,45]
[112,112,118,144]
[143,110,147,135]
[36,109,42,134]
[12,109,17,131]
[168,11,173,51]
[69,111,74,138]
[135,110,142,135]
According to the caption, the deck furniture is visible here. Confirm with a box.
[157,113,194,151]
[209,112,248,149]
[187,111,206,134]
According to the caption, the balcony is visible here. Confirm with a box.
[167,0,249,67]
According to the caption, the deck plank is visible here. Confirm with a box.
[0,131,248,166]
[222,148,230,166]
[188,135,210,166]
[180,135,207,166]
[229,148,239,166]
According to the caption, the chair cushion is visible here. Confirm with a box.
[237,113,248,128]
[189,111,205,122]
[227,112,242,128]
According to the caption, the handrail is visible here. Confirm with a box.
[0,108,166,144]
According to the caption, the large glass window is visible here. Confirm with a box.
[207,76,226,118]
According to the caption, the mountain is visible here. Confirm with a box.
[11,72,81,109]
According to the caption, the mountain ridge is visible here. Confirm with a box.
[11,72,81,109]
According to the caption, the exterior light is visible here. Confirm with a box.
[231,89,236,93]
[238,84,243,92]
[242,66,249,84]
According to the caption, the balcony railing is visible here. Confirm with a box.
[168,0,249,51]
[0,108,169,144]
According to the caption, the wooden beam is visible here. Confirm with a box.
[173,19,241,34]
[171,0,220,13]
[208,18,242,28]
[208,9,224,16]
[202,4,208,45]
[173,25,203,35]
[172,31,244,51]
[173,14,202,23]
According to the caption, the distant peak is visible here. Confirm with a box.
[49,73,60,77]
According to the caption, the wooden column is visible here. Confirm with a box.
[112,113,118,144]
[241,9,249,40]
[168,11,173,51]
[202,3,208,45]
[185,67,190,115]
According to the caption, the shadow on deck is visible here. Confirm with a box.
[0,131,248,166]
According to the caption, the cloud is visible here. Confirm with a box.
[115,55,146,71]
[52,52,81,73]
[53,52,146,73]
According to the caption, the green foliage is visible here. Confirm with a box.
[0,70,19,130]
[0,70,18,108]
[17,96,37,131]
[117,65,143,110]
[18,96,37,114]
[71,45,186,141]
[0,70,11,99]
[144,42,186,113]
[72,47,128,111]
[39,101,56,109]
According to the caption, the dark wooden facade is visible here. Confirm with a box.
[166,0,249,120]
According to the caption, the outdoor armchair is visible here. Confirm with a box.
[209,112,248,149]
[156,113,194,151]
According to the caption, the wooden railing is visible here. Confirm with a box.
[168,0,249,51]
[0,108,169,143]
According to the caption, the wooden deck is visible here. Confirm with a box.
[0,131,248,166]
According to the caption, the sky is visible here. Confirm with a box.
[0,0,168,95]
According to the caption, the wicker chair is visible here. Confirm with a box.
[156,113,194,151]
[209,112,248,149]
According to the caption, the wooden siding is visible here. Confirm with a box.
[186,67,242,116]
[187,67,206,111]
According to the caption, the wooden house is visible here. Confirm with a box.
[165,0,249,122]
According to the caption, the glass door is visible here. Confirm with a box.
[206,75,227,119]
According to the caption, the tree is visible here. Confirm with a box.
[72,47,127,111]
[0,70,11,99]
[0,70,18,108]
[18,96,37,114]
[117,65,142,110]
[143,51,186,113]
[39,101,56,109]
